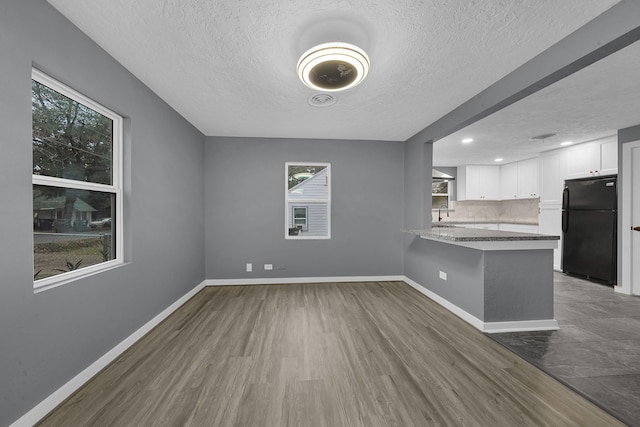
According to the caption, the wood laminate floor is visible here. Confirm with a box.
[39,282,624,426]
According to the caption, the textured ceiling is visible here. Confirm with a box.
[48,0,618,142]
[433,39,640,166]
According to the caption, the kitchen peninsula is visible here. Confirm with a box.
[403,226,560,333]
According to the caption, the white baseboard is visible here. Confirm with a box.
[403,276,558,334]
[10,280,207,427]
[482,319,559,334]
[206,275,406,286]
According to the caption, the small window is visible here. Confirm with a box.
[286,163,330,239]
[292,206,308,231]
[32,69,123,289]
[432,180,450,210]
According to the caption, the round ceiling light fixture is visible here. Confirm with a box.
[297,42,370,92]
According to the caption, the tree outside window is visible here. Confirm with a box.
[32,69,123,288]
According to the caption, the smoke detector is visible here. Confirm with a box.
[308,93,337,107]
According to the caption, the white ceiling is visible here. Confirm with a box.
[48,0,619,143]
[433,39,640,166]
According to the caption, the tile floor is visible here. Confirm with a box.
[490,273,640,426]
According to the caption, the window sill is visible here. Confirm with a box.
[34,260,127,294]
[285,235,331,240]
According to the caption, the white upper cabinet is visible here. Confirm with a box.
[498,158,539,200]
[517,157,539,199]
[457,165,500,200]
[566,142,599,178]
[499,162,518,200]
[540,150,568,204]
[599,139,618,175]
[566,136,617,178]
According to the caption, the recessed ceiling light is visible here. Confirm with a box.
[461,138,473,144]
[560,141,573,146]
[297,42,370,92]
[494,158,504,162]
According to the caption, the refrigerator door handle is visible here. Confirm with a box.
[562,211,569,233]
[562,186,569,210]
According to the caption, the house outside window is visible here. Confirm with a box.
[292,206,308,231]
[286,163,331,239]
[32,69,123,290]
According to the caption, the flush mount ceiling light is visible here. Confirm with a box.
[297,42,370,92]
[461,138,473,144]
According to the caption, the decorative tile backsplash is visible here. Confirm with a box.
[436,198,539,223]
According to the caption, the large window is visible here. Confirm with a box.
[286,163,331,239]
[32,69,123,289]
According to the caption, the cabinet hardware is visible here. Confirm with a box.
[632,226,640,232]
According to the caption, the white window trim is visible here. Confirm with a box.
[285,162,331,240]
[32,68,124,292]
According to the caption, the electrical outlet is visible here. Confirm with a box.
[264,264,273,271]
[246,263,252,272]
[276,265,285,270]
[439,271,447,280]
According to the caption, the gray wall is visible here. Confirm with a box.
[0,1,205,424]
[403,135,435,286]
[618,124,640,144]
[404,239,554,323]
[205,137,404,280]
[484,250,554,322]
[405,238,485,319]
[403,139,430,230]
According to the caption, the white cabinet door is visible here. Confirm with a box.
[482,166,500,200]
[464,166,483,200]
[567,143,599,178]
[566,138,617,178]
[457,165,500,200]
[600,139,618,175]
[540,150,568,203]
[500,162,518,200]
[517,157,539,199]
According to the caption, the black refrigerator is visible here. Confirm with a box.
[562,175,617,284]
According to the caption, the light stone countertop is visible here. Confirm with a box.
[402,227,559,242]
[435,220,539,226]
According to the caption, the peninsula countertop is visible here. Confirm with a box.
[435,220,539,226]
[403,226,559,250]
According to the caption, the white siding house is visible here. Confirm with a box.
[287,168,330,237]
